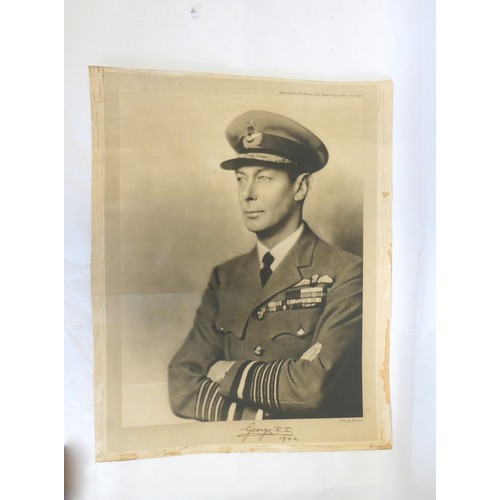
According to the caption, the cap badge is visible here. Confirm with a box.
[242,120,263,148]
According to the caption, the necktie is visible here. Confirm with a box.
[260,251,274,286]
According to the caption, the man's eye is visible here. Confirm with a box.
[257,175,271,182]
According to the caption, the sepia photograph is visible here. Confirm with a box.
[90,67,392,460]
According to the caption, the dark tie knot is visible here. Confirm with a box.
[262,251,274,268]
[260,252,274,286]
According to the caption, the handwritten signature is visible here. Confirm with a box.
[236,423,299,444]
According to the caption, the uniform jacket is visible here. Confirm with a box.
[168,223,363,421]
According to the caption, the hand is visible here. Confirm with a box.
[300,342,322,362]
[207,360,235,383]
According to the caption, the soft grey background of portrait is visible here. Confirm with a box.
[65,1,435,499]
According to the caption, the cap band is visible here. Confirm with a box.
[233,153,294,164]
[238,133,311,167]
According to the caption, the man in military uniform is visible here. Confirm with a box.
[168,110,363,421]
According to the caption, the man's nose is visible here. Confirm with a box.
[242,179,256,200]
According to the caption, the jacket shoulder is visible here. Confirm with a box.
[315,235,361,264]
[312,236,362,281]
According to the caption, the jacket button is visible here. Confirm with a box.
[296,328,305,337]
[216,326,225,334]
[255,308,265,321]
[254,346,264,356]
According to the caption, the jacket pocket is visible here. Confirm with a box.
[214,306,249,339]
[215,307,249,360]
[265,308,323,340]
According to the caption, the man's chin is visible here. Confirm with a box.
[244,224,278,242]
[243,221,264,233]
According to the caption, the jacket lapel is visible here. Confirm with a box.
[223,224,319,339]
[231,246,263,306]
[255,223,318,306]
[229,223,319,310]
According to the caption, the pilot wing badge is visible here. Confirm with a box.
[285,274,335,310]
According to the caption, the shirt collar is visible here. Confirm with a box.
[256,223,304,271]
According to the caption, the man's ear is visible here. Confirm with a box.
[294,173,312,202]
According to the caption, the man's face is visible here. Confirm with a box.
[235,166,300,239]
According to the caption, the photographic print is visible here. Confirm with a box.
[90,67,392,461]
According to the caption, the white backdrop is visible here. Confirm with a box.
[65,1,435,498]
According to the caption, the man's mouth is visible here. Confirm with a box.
[244,210,264,218]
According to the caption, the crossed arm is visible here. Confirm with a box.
[168,260,362,422]
[207,342,322,382]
